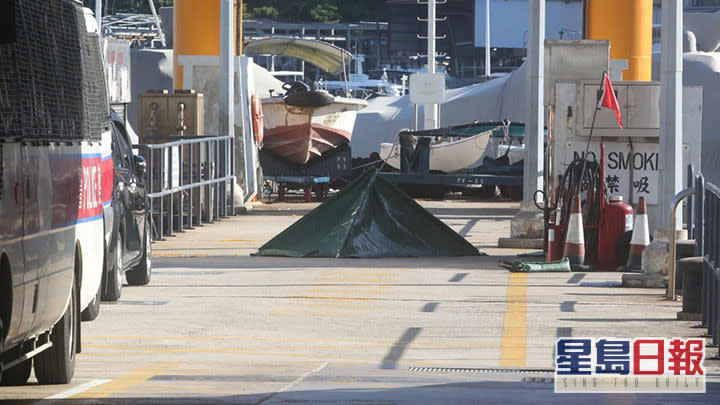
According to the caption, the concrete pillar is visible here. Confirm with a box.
[659,0,683,231]
[523,0,544,204]
[498,0,545,249]
[219,0,234,138]
[586,0,653,81]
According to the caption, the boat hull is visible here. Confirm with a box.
[262,97,366,165]
[380,130,492,173]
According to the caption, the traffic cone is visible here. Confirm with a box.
[624,196,649,270]
[563,195,587,270]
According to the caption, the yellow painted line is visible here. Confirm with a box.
[70,361,177,399]
[220,239,256,242]
[500,272,527,367]
[153,253,209,258]
[135,383,248,395]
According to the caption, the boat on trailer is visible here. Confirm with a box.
[378,122,513,173]
[245,38,367,165]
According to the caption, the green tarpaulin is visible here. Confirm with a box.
[256,170,480,258]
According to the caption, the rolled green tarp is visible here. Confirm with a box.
[510,257,571,273]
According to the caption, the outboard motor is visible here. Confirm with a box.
[283,81,334,107]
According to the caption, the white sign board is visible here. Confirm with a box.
[409,73,446,105]
[103,38,132,104]
[163,146,180,190]
[567,141,660,205]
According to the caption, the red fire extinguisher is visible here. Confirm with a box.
[596,196,634,269]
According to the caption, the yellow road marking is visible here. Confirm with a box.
[153,253,209,258]
[500,272,527,367]
[220,239,256,242]
[70,361,177,399]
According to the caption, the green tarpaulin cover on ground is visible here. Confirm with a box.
[256,170,480,258]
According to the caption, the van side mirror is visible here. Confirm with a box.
[135,155,147,177]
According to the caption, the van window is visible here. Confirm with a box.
[0,2,16,44]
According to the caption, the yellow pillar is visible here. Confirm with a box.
[173,0,237,89]
[586,0,653,81]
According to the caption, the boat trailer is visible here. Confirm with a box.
[260,143,351,202]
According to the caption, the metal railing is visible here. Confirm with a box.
[135,135,236,240]
[667,186,695,300]
[700,176,720,348]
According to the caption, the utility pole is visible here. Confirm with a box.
[659,0,683,231]
[485,0,490,77]
[424,0,439,130]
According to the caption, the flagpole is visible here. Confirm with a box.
[576,72,606,197]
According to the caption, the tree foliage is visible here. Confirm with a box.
[85,1,388,23]
[245,0,388,23]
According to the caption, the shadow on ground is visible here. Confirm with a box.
[4,380,719,404]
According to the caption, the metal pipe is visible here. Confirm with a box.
[667,186,694,300]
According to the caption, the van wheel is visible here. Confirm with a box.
[102,234,123,301]
[127,225,151,286]
[34,269,77,384]
[81,281,101,321]
[0,358,32,386]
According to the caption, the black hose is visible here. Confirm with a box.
[556,156,604,262]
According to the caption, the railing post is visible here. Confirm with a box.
[178,143,184,232]
[697,175,707,328]
[205,139,211,223]
[215,138,221,221]
[687,164,694,239]
[221,138,228,218]
[187,141,194,229]
[231,136,236,215]
[149,146,155,239]
[159,146,165,239]
[168,144,174,237]
[198,141,203,225]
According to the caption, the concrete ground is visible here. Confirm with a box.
[2,196,719,404]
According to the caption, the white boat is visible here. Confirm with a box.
[379,129,493,173]
[246,38,368,164]
[261,94,366,165]
[323,55,406,98]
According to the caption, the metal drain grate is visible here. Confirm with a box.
[408,367,555,374]
[521,377,554,384]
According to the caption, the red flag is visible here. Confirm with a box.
[596,73,623,129]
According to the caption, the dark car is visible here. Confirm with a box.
[101,113,152,302]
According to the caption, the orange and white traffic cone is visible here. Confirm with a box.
[563,195,587,270]
[624,196,649,270]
